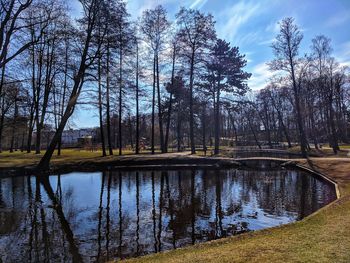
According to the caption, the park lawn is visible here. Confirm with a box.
[123,158,350,263]
[0,149,139,168]
[0,147,217,169]
[340,144,350,150]
[287,145,350,157]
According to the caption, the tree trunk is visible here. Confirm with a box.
[98,54,106,157]
[0,107,5,153]
[156,54,165,153]
[289,56,308,157]
[26,107,35,153]
[329,95,339,154]
[0,60,6,152]
[202,104,207,155]
[58,39,69,156]
[214,81,221,155]
[165,46,176,152]
[128,116,134,150]
[106,42,113,155]
[34,40,45,154]
[177,108,182,152]
[151,56,155,154]
[10,97,18,153]
[118,45,123,155]
[135,42,140,154]
[189,48,196,154]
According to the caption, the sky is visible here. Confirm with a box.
[70,0,350,128]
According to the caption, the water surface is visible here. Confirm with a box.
[0,167,336,262]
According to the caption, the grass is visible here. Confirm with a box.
[0,149,101,168]
[287,145,350,157]
[0,147,218,169]
[0,148,159,168]
[340,145,350,150]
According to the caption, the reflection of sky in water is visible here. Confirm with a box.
[0,168,336,262]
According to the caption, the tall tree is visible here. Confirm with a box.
[164,37,180,152]
[134,29,141,154]
[37,0,103,170]
[176,8,216,154]
[115,0,131,155]
[270,17,308,157]
[205,39,250,154]
[33,2,62,154]
[140,5,169,153]
[311,35,340,153]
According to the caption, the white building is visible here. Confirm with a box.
[61,128,97,145]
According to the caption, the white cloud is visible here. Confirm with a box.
[126,0,175,17]
[245,51,254,63]
[248,62,274,90]
[190,0,208,9]
[258,38,274,46]
[265,20,280,34]
[126,0,208,18]
[334,41,350,68]
[217,1,261,43]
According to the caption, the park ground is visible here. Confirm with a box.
[0,147,350,262]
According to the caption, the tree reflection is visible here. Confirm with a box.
[96,171,105,262]
[136,171,140,255]
[0,168,336,262]
[39,175,83,263]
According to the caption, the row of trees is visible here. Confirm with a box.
[0,1,349,169]
[0,0,251,169]
[243,18,349,156]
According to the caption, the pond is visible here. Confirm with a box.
[0,166,336,262]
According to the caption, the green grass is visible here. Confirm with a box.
[340,145,350,150]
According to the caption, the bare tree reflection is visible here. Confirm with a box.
[0,168,336,261]
[39,176,83,263]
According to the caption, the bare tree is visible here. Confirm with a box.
[270,17,308,157]
[140,6,169,153]
[37,0,103,170]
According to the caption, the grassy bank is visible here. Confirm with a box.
[0,149,191,169]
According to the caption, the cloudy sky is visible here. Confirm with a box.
[71,0,350,128]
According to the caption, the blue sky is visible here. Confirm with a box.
[71,0,350,128]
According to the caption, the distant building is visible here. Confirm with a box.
[61,128,97,145]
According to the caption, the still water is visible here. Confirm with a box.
[0,167,336,262]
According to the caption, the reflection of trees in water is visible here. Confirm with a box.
[0,175,83,262]
[0,168,335,261]
[233,169,327,218]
